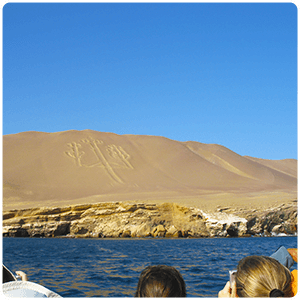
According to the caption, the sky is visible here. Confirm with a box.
[2,2,297,160]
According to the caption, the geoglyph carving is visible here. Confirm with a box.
[106,144,133,169]
[65,142,84,166]
[65,137,134,184]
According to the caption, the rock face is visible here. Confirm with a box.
[3,201,297,239]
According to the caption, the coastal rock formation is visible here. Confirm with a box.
[245,202,298,236]
[3,201,297,239]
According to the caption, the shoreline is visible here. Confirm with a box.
[3,233,298,239]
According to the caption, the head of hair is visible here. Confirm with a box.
[135,265,186,297]
[235,255,293,297]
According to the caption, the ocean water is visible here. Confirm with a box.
[2,236,297,297]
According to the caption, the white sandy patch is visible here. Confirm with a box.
[200,210,247,225]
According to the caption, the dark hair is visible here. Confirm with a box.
[135,265,186,297]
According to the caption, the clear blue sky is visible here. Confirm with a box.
[3,3,297,159]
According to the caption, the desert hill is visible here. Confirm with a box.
[3,130,297,211]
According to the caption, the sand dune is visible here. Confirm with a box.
[3,130,297,210]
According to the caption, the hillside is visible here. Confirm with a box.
[3,130,297,211]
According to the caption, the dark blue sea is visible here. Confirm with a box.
[2,236,297,297]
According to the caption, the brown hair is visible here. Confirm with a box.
[135,265,186,297]
[236,256,293,297]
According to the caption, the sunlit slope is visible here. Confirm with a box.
[185,141,297,187]
[244,156,297,178]
[3,130,297,208]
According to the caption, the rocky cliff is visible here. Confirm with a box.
[3,201,297,239]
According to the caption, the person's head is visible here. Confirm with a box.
[135,265,186,297]
[235,255,293,297]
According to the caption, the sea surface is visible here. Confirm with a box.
[2,236,297,297]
